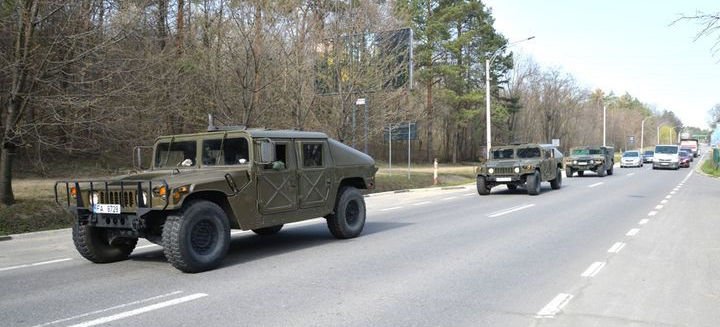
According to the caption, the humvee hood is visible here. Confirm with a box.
[328,138,375,166]
[485,160,517,168]
[114,169,240,187]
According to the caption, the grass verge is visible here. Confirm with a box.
[372,170,475,193]
[701,158,720,177]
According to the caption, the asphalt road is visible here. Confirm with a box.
[1,153,718,326]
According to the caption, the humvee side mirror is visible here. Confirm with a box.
[258,140,275,163]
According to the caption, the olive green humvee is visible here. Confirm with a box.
[56,128,377,273]
[476,144,564,196]
[564,145,614,177]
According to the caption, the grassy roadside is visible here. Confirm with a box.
[700,157,720,177]
[0,165,478,235]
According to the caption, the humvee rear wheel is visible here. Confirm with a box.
[607,165,614,175]
[252,225,283,235]
[163,200,230,273]
[527,171,541,196]
[477,176,491,195]
[326,187,366,239]
[597,166,606,177]
[73,224,137,263]
[550,168,562,190]
[566,168,574,178]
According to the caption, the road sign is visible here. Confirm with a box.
[384,122,417,141]
[356,98,365,105]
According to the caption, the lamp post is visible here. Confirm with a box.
[640,117,648,151]
[485,36,535,159]
[603,105,607,146]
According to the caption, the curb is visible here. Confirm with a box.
[8,228,72,240]
[365,184,473,198]
[0,235,11,242]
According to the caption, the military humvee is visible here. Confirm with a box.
[564,145,614,177]
[56,128,377,273]
[476,144,564,196]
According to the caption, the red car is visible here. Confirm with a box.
[679,150,691,168]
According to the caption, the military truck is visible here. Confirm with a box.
[476,144,564,196]
[56,128,377,273]
[564,145,614,177]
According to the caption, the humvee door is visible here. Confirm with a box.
[257,140,298,214]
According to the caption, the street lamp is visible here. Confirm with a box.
[640,117,648,151]
[485,36,535,159]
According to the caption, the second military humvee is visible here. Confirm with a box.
[476,144,564,196]
[56,128,377,273]
[564,145,614,177]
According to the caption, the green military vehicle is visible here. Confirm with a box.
[56,128,377,273]
[476,144,564,196]
[564,145,614,177]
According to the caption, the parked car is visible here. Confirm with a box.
[620,150,643,168]
[679,150,691,168]
[643,150,654,163]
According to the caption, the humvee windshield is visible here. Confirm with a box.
[517,147,541,158]
[492,148,515,159]
[155,141,197,168]
[201,138,249,165]
[571,148,602,155]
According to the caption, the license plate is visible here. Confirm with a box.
[661,162,669,166]
[578,162,587,165]
[496,177,511,182]
[93,204,121,214]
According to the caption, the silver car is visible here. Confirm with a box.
[621,150,643,168]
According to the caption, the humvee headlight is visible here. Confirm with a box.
[89,192,100,205]
[514,167,520,173]
[172,185,191,204]
[488,168,494,174]
[573,160,578,164]
[589,160,595,164]
[153,186,167,198]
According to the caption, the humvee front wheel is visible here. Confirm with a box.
[607,165,614,175]
[72,224,137,263]
[476,176,491,195]
[566,168,574,178]
[252,225,283,235]
[597,166,606,177]
[527,171,541,196]
[507,184,518,191]
[163,200,230,273]
[550,168,562,190]
[326,187,366,239]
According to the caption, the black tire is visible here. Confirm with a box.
[597,166,606,177]
[507,184,518,190]
[566,168,573,178]
[162,200,230,273]
[527,171,541,196]
[578,171,585,177]
[550,168,562,190]
[72,223,137,263]
[607,165,614,175]
[476,176,491,195]
[252,224,283,235]
[326,187,366,239]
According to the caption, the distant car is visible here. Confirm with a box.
[679,150,691,168]
[620,150,643,168]
[680,147,693,162]
[643,150,654,163]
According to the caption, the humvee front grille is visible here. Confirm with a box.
[492,167,515,175]
[100,191,136,207]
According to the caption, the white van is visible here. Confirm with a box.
[653,144,680,170]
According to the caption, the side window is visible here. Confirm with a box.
[302,143,323,168]
[202,138,249,165]
[263,143,287,170]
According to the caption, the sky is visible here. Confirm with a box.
[483,0,719,130]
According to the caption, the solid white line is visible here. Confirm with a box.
[32,291,184,327]
[655,205,664,210]
[67,293,208,327]
[660,199,668,204]
[0,258,72,272]
[412,201,432,206]
[627,173,635,176]
[536,293,574,318]
[607,242,625,253]
[441,196,457,201]
[626,228,640,236]
[588,182,603,188]
[648,211,657,216]
[488,204,535,218]
[638,219,649,225]
[463,193,475,196]
[581,261,606,277]
[380,206,403,211]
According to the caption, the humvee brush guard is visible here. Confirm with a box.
[476,144,564,196]
[56,129,377,273]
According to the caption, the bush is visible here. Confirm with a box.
[0,200,73,235]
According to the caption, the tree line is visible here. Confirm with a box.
[0,0,702,206]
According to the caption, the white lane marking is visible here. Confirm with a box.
[607,242,626,253]
[660,199,668,204]
[463,193,475,196]
[536,293,574,318]
[67,293,208,327]
[626,228,640,236]
[588,182,603,188]
[32,291,184,327]
[380,206,403,211]
[670,191,676,194]
[0,258,72,273]
[487,204,535,218]
[648,211,657,216]
[638,219,649,225]
[655,205,664,210]
[412,201,432,206]
[581,261,606,277]
[665,195,672,199]
[627,173,635,176]
[441,196,457,201]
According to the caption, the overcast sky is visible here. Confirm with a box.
[483,0,719,129]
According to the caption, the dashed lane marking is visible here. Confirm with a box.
[380,206,403,211]
[626,228,640,236]
[412,201,432,206]
[607,242,626,253]
[440,196,457,201]
[660,199,668,204]
[487,204,535,218]
[665,195,672,199]
[463,193,475,196]
[581,262,606,278]
[655,205,663,210]
[0,258,72,273]
[627,173,635,176]
[536,293,574,318]
[648,211,658,216]
[588,182,603,188]
[638,219,649,225]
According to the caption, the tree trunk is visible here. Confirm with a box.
[0,146,15,206]
[425,79,433,162]
[176,0,184,55]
